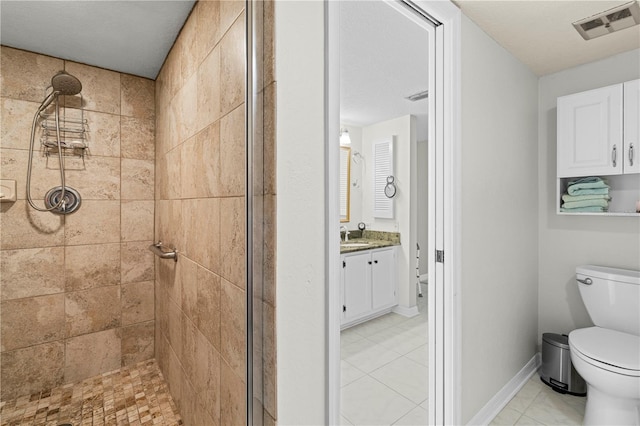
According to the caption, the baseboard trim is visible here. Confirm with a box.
[392,305,420,318]
[467,353,541,425]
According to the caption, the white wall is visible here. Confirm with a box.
[362,115,418,311]
[459,15,539,423]
[275,1,326,423]
[537,49,640,340]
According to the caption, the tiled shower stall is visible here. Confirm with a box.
[0,1,276,424]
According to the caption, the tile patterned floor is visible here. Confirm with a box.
[491,375,586,425]
[0,359,181,426]
[340,284,429,426]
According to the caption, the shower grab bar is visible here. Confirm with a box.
[149,241,178,262]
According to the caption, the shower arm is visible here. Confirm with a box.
[26,91,67,212]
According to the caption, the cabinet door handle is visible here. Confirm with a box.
[374,260,378,264]
[368,261,372,265]
[630,143,634,167]
[612,145,618,167]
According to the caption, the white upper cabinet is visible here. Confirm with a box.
[557,84,623,177]
[557,79,640,178]
[624,79,640,174]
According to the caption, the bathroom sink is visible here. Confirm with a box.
[341,242,371,248]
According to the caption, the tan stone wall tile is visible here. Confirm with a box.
[121,116,154,160]
[220,358,246,426]
[0,201,64,250]
[65,243,121,291]
[64,62,121,115]
[0,342,64,401]
[196,265,221,351]
[168,299,182,358]
[121,320,154,366]
[197,47,221,132]
[1,247,65,300]
[220,279,245,381]
[121,281,154,325]
[1,294,65,351]
[220,105,246,197]
[64,156,120,200]
[195,328,221,424]
[182,198,220,273]
[1,148,65,200]
[121,158,154,200]
[64,329,121,383]
[65,285,121,337]
[1,98,41,150]
[220,13,246,115]
[220,196,246,288]
[82,110,121,157]
[121,200,154,242]
[178,75,198,143]
[195,1,221,65]
[121,74,155,120]
[65,200,120,245]
[181,314,198,385]
[0,47,64,103]
[179,257,198,322]
[121,241,154,284]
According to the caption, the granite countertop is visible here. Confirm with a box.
[340,230,401,254]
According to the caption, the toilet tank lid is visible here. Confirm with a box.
[576,265,640,285]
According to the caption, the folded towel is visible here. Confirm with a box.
[567,187,610,196]
[568,176,608,187]
[562,194,611,203]
[562,198,610,209]
[560,206,608,213]
[567,177,609,195]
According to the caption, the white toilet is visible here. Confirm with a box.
[568,265,640,425]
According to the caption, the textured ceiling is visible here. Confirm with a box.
[0,1,196,79]
[455,0,640,76]
[340,1,430,140]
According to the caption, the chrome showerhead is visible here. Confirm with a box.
[51,71,82,96]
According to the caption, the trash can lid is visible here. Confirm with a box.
[542,333,569,349]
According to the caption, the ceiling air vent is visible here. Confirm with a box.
[405,89,429,102]
[573,1,640,40]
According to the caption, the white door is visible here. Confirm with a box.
[624,79,640,174]
[343,252,372,323]
[371,248,396,310]
[557,84,623,177]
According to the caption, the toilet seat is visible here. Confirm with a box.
[569,327,640,377]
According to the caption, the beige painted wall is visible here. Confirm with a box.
[0,46,155,401]
[537,48,640,340]
[460,15,539,423]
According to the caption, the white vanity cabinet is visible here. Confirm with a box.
[340,247,397,328]
[557,79,639,177]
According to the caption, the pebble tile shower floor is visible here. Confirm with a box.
[0,360,181,426]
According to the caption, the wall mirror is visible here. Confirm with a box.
[340,146,351,222]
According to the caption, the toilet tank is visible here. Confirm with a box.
[576,265,640,336]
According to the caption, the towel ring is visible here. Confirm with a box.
[384,175,396,198]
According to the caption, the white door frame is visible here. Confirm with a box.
[325,1,461,424]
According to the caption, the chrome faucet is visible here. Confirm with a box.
[340,225,350,242]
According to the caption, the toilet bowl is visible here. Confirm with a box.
[569,327,640,425]
[570,265,640,425]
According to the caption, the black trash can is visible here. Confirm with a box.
[539,333,586,396]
